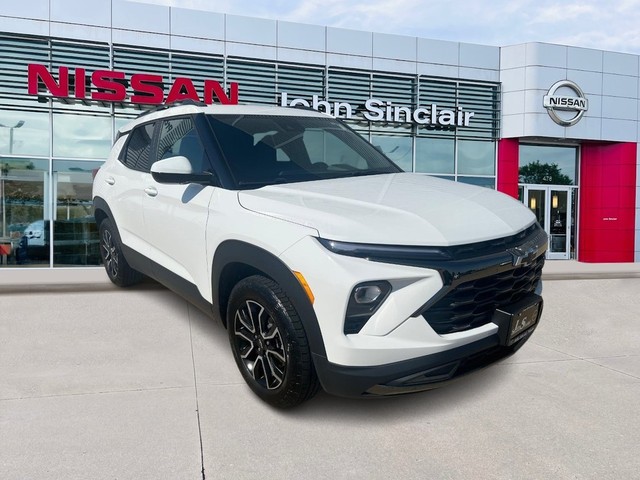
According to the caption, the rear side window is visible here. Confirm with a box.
[121,122,156,172]
[157,117,208,173]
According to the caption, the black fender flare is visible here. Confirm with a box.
[212,240,327,358]
[92,196,149,274]
[92,196,114,227]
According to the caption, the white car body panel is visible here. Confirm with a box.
[93,138,147,255]
[238,173,536,246]
[143,178,213,288]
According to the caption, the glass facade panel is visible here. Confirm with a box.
[431,174,455,182]
[415,137,454,174]
[53,113,112,159]
[457,176,495,189]
[519,145,577,185]
[0,110,50,157]
[0,158,49,267]
[371,135,413,171]
[52,160,102,266]
[457,139,495,175]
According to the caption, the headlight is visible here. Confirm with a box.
[317,238,451,266]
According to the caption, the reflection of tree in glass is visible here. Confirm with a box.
[519,161,572,185]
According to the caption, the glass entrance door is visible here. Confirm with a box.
[522,186,574,260]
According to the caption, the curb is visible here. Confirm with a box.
[542,271,640,281]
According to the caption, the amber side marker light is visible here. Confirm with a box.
[293,271,315,304]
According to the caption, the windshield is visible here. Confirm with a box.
[206,114,401,189]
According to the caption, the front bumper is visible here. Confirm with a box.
[313,308,540,397]
[280,223,546,368]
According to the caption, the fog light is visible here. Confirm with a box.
[344,281,392,334]
[354,285,383,304]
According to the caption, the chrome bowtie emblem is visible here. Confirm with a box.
[508,242,539,267]
[507,229,548,267]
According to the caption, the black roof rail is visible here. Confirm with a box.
[287,104,319,112]
[138,99,207,117]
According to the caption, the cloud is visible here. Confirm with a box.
[531,3,597,23]
[134,0,640,53]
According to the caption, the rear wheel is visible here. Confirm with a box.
[227,275,320,408]
[99,219,143,287]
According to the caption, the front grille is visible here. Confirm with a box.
[422,254,545,334]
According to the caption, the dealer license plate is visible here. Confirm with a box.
[507,301,541,345]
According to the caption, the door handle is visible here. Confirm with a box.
[144,186,158,197]
[105,176,115,185]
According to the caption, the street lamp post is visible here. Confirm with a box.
[0,120,26,239]
[0,120,25,154]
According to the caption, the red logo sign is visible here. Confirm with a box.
[27,63,239,105]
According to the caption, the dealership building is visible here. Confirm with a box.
[0,0,639,276]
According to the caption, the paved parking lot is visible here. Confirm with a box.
[1,275,639,479]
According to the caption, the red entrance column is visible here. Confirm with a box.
[579,142,637,263]
[497,138,520,199]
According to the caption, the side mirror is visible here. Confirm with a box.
[150,156,214,185]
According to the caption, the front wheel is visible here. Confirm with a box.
[98,219,142,287]
[227,275,320,408]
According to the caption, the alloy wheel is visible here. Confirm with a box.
[101,229,119,279]
[233,299,287,390]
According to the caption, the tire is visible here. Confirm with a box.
[227,275,320,408]
[98,218,143,287]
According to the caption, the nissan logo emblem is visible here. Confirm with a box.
[543,80,588,126]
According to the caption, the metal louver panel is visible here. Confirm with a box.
[112,46,170,112]
[456,82,500,139]
[50,40,111,112]
[0,35,49,109]
[372,74,415,105]
[419,78,457,108]
[419,77,499,140]
[226,58,276,105]
[277,64,325,99]
[51,40,110,72]
[327,69,371,132]
[170,52,225,100]
[327,69,370,106]
[370,73,416,133]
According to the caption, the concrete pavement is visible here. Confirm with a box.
[1,266,640,479]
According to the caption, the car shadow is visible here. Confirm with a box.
[286,365,509,422]
[160,281,513,421]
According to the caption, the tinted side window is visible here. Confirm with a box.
[158,117,207,173]
[122,122,156,172]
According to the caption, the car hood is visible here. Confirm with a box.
[237,173,536,246]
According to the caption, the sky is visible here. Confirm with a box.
[136,0,640,55]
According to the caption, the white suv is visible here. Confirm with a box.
[93,103,546,408]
